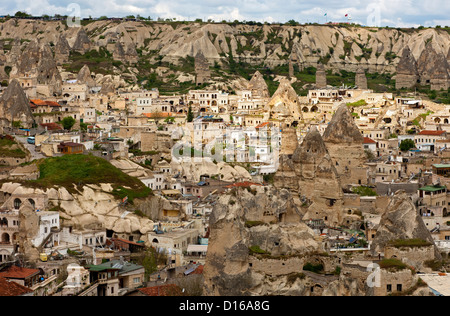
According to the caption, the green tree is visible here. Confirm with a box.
[80,122,88,132]
[14,11,31,18]
[399,139,416,152]
[187,106,194,122]
[61,116,76,130]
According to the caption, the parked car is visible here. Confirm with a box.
[27,136,35,144]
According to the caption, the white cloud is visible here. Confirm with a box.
[2,0,448,26]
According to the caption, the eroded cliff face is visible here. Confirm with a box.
[203,185,377,296]
[1,20,449,74]
[371,190,441,260]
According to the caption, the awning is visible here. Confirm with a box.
[187,245,208,253]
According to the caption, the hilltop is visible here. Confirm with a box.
[0,19,449,95]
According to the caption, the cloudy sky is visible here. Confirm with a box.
[3,0,450,27]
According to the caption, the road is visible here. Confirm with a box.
[14,135,46,161]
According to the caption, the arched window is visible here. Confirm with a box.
[14,199,21,210]
[28,199,36,210]
[1,233,10,244]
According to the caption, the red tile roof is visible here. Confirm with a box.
[0,277,33,296]
[363,137,377,144]
[256,122,270,129]
[30,99,47,106]
[138,284,182,296]
[143,112,173,118]
[0,266,40,280]
[45,101,61,107]
[417,130,446,136]
[30,99,61,107]
[191,265,204,275]
[40,123,62,131]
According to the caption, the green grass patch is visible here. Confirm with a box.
[346,99,367,107]
[0,136,27,158]
[389,239,432,248]
[379,258,410,272]
[27,154,152,203]
[351,186,377,196]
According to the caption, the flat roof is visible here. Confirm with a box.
[433,164,450,169]
[419,185,446,192]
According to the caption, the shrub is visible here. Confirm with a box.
[379,258,410,272]
[303,262,324,274]
[249,245,269,255]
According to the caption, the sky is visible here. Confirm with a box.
[2,0,450,27]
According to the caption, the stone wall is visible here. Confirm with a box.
[384,245,435,269]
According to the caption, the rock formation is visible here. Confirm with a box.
[315,63,327,88]
[417,42,450,90]
[125,43,139,64]
[355,67,368,89]
[72,27,91,54]
[11,40,41,78]
[203,185,321,296]
[0,20,449,76]
[322,104,367,189]
[395,46,419,89]
[77,64,96,87]
[0,79,35,130]
[54,34,71,65]
[194,51,211,86]
[113,42,126,62]
[8,40,62,97]
[265,78,302,123]
[276,127,344,226]
[7,38,22,66]
[0,42,7,81]
[100,77,116,95]
[36,44,63,95]
[371,190,441,261]
[247,71,270,98]
[280,126,298,156]
[18,201,40,261]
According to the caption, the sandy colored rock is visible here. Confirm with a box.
[0,79,35,129]
[371,190,441,260]
[265,78,302,123]
[315,63,327,88]
[355,67,368,89]
[247,71,270,98]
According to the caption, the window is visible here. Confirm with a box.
[397,284,402,292]
[133,277,141,284]
[14,199,21,210]
[387,284,392,293]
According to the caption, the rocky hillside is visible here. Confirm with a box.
[1,19,449,75]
